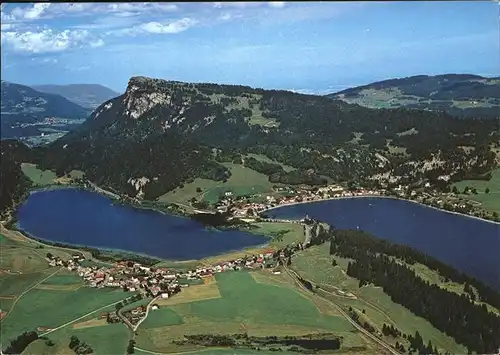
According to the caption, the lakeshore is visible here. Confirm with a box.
[261,194,500,226]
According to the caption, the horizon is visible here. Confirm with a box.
[1,1,499,93]
[4,72,499,97]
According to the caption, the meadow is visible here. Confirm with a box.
[452,168,500,214]
[246,222,304,248]
[1,285,127,345]
[135,271,362,353]
[23,313,130,355]
[159,162,273,205]
[291,243,467,354]
[20,163,84,186]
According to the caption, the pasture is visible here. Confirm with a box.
[21,163,84,186]
[21,163,58,186]
[1,285,127,345]
[245,153,295,172]
[452,168,500,214]
[23,322,129,355]
[136,271,356,353]
[247,222,304,247]
[292,244,467,354]
[157,275,221,306]
[159,163,273,205]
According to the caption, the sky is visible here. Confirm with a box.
[1,1,499,94]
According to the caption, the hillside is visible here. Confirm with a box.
[1,81,90,140]
[32,84,120,109]
[25,76,499,201]
[328,74,500,118]
[0,140,33,218]
[1,81,90,119]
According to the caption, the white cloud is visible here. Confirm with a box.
[107,3,178,13]
[89,38,105,48]
[12,3,51,20]
[268,2,286,9]
[1,2,179,23]
[1,29,103,54]
[136,18,197,35]
[1,23,13,31]
[40,57,58,64]
[218,13,233,21]
[213,2,262,9]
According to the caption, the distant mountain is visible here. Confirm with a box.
[327,74,500,118]
[32,84,120,109]
[1,81,90,139]
[30,76,498,201]
[1,81,90,119]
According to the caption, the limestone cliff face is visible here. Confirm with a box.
[87,76,219,137]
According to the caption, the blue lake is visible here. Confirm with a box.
[264,197,500,290]
[16,188,269,260]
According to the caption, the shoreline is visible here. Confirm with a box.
[10,218,271,267]
[262,194,500,226]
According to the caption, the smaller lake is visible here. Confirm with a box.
[265,197,500,290]
[16,188,269,260]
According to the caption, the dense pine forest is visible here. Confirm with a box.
[0,140,33,217]
[328,229,500,354]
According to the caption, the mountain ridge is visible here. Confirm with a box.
[31,83,120,109]
[30,75,498,201]
[1,81,90,118]
[327,74,500,118]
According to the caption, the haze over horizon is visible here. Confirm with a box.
[1,1,498,94]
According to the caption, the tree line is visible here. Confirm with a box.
[328,229,500,354]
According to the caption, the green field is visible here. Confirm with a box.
[159,163,273,205]
[245,153,296,172]
[0,272,52,298]
[0,232,130,354]
[1,273,128,345]
[23,317,129,355]
[247,222,304,247]
[21,163,58,185]
[141,308,184,329]
[136,271,359,353]
[41,274,83,286]
[292,244,467,354]
[452,168,500,214]
[20,163,84,186]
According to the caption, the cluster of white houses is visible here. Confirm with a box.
[229,186,385,218]
[45,248,290,297]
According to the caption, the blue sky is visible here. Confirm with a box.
[1,1,498,94]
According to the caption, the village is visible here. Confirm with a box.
[213,183,487,221]
[45,241,304,328]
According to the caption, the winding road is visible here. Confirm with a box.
[132,296,160,332]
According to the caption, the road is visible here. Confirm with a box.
[303,224,312,245]
[283,266,401,355]
[1,267,63,323]
[40,298,129,337]
[133,296,160,332]
[89,181,120,199]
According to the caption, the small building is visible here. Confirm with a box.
[151,304,159,311]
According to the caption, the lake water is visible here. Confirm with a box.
[16,188,269,260]
[264,197,500,290]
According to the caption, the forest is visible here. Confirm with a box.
[328,229,500,354]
